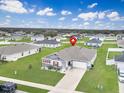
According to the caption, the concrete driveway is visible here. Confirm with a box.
[49,68,86,93]
[119,82,124,93]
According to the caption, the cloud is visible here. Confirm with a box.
[6,15,11,18]
[106,11,124,21]
[59,17,65,21]
[72,18,78,21]
[61,10,72,16]
[98,12,106,19]
[37,7,56,16]
[28,8,35,13]
[88,3,98,8]
[78,12,98,21]
[0,0,28,13]
[83,22,90,26]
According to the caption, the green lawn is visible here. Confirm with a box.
[0,44,71,86]
[18,85,48,93]
[76,44,119,93]
[82,37,89,42]
[0,81,48,93]
[16,37,32,42]
[9,37,32,42]
[108,52,122,59]
[104,40,116,42]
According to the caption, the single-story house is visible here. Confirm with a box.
[42,46,97,72]
[31,35,44,41]
[0,44,41,61]
[116,34,124,40]
[84,38,102,47]
[35,39,61,48]
[90,34,105,41]
[117,40,124,48]
[115,53,124,69]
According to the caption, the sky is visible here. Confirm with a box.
[0,0,124,30]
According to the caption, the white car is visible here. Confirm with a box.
[118,68,124,83]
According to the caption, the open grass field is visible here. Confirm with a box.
[108,52,122,59]
[76,44,119,93]
[0,44,71,86]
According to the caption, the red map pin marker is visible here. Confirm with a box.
[70,36,77,46]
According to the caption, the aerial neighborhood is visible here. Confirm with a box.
[0,28,123,93]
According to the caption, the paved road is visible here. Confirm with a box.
[49,68,86,93]
[0,76,54,90]
[119,82,124,93]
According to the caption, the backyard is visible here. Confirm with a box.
[0,44,71,86]
[76,44,119,93]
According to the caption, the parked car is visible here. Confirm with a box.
[0,82,17,93]
[118,68,124,83]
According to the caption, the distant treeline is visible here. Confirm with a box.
[0,27,124,35]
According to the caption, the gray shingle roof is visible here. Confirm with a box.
[0,44,40,55]
[45,46,96,63]
[115,54,124,62]
[35,39,60,44]
[86,39,102,44]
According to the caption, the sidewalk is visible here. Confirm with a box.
[0,76,54,90]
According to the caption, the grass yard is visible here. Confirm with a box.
[0,81,48,93]
[108,52,122,59]
[82,37,89,42]
[0,44,71,86]
[76,44,119,93]
[16,37,32,42]
[18,85,48,93]
[104,40,116,42]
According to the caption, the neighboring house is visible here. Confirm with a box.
[42,46,97,72]
[117,40,124,48]
[114,53,124,82]
[0,44,41,61]
[116,34,124,40]
[31,35,44,41]
[84,39,102,47]
[10,36,24,41]
[115,53,124,69]
[90,34,105,41]
[35,39,61,48]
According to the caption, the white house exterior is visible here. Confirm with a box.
[117,40,124,48]
[35,39,61,48]
[84,39,102,47]
[31,35,44,41]
[42,46,97,73]
[0,44,41,61]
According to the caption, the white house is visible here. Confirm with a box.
[84,39,102,47]
[35,39,61,48]
[90,34,105,41]
[31,35,44,41]
[117,40,124,48]
[0,44,41,61]
[42,46,97,73]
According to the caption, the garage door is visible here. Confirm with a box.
[73,61,87,69]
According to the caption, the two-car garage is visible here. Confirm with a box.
[72,61,87,69]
